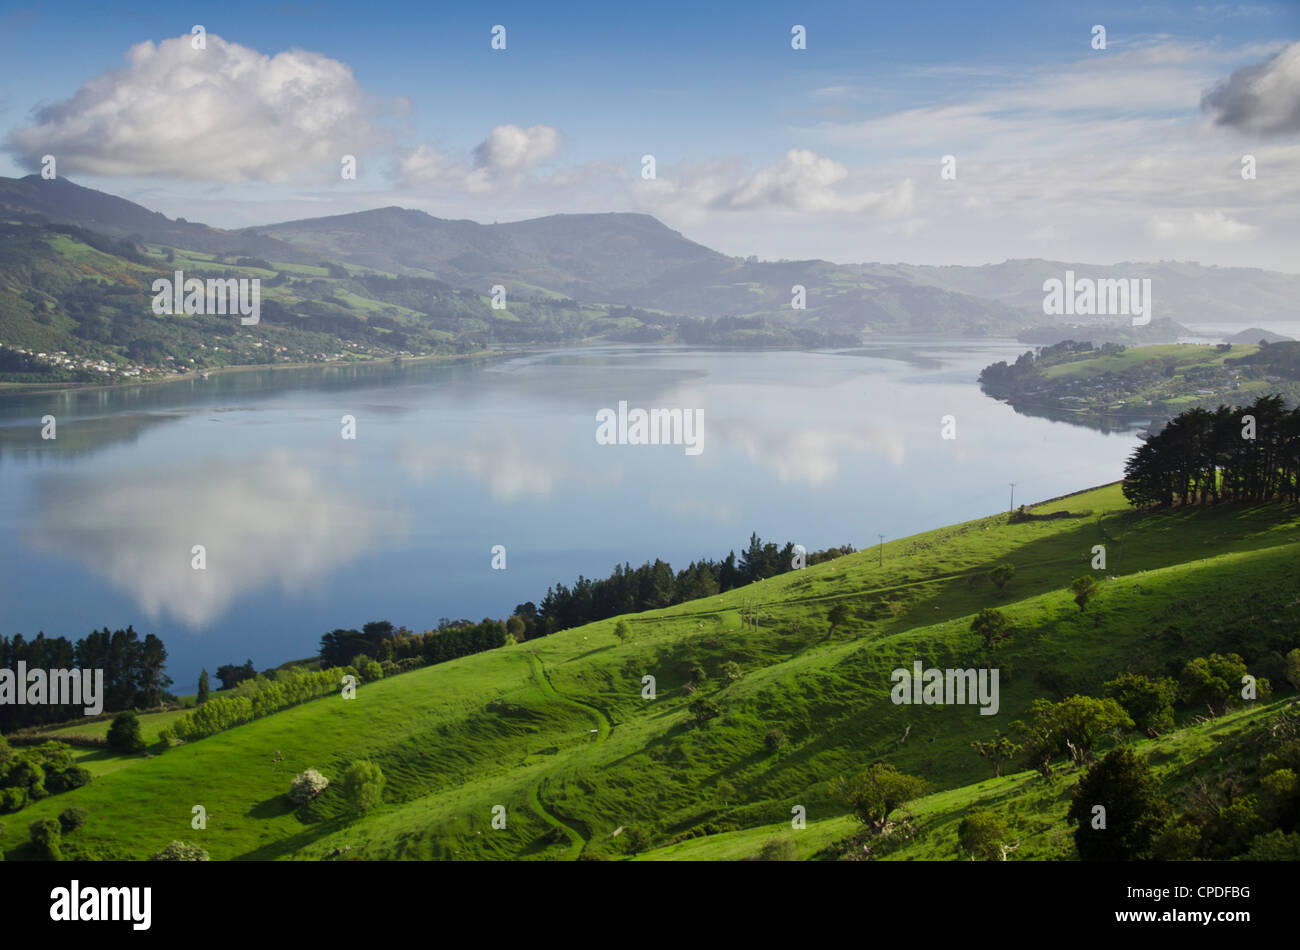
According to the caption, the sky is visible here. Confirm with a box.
[1,0,1298,269]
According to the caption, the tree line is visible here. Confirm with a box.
[1122,395,1300,507]
[521,533,854,637]
[0,626,171,731]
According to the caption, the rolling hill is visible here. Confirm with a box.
[3,482,1297,861]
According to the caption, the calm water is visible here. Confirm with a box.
[0,341,1146,690]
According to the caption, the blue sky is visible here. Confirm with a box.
[1,0,1298,267]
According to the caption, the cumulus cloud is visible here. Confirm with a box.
[394,123,562,193]
[1201,42,1300,136]
[473,124,561,172]
[5,33,381,182]
[637,149,914,219]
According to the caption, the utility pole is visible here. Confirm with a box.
[878,534,884,567]
[1009,482,1017,514]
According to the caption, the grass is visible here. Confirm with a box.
[3,481,1298,860]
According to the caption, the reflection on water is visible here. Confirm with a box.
[0,342,1148,687]
[26,453,405,628]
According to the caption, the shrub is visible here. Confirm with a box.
[288,769,330,807]
[0,788,27,814]
[958,810,1012,860]
[764,728,788,752]
[623,826,651,856]
[688,696,720,727]
[971,608,1012,649]
[720,660,743,681]
[45,765,93,794]
[29,818,62,860]
[57,807,89,833]
[613,620,631,642]
[343,760,385,813]
[151,840,210,861]
[362,660,383,683]
[757,836,796,861]
[1104,672,1178,736]
[106,711,146,753]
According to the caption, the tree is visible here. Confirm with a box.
[288,769,330,807]
[1067,748,1170,861]
[971,608,1012,649]
[715,778,738,807]
[623,826,651,856]
[58,807,89,833]
[830,763,929,832]
[106,711,146,753]
[196,669,210,705]
[827,603,849,637]
[29,817,62,860]
[688,695,720,727]
[971,731,1021,777]
[506,616,525,643]
[1070,575,1100,612]
[613,620,631,643]
[720,660,743,681]
[764,728,788,752]
[1015,696,1132,770]
[1104,672,1178,736]
[958,810,1016,860]
[1181,653,1249,716]
[343,760,385,813]
[1284,648,1300,691]
[989,563,1016,595]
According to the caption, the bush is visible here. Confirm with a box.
[45,765,93,794]
[0,788,27,814]
[57,807,89,833]
[757,836,796,861]
[688,696,720,727]
[764,728,788,752]
[151,840,210,861]
[343,760,385,813]
[29,817,62,860]
[106,711,146,753]
[288,769,330,807]
[362,660,383,683]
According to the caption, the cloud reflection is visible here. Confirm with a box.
[27,452,404,628]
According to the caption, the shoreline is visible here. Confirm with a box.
[0,347,511,399]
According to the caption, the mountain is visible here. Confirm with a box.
[1226,327,1294,344]
[0,175,312,263]
[864,259,1300,327]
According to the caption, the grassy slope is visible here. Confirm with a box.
[3,483,1297,860]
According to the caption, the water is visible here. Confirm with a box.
[0,340,1146,690]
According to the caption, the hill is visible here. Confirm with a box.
[3,481,1297,861]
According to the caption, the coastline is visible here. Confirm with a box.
[0,347,509,399]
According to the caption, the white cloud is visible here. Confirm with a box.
[636,149,914,220]
[27,454,403,628]
[5,33,382,182]
[473,123,561,172]
[1148,209,1259,242]
[394,123,563,194]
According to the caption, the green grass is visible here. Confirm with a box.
[4,482,1298,860]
